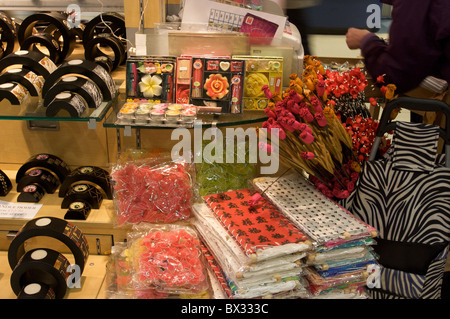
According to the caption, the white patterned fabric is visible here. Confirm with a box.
[253,174,376,248]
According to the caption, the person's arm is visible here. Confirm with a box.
[347,1,447,94]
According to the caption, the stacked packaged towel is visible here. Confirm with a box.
[192,188,312,299]
[253,173,378,298]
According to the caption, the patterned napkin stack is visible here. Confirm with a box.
[253,173,378,298]
[192,188,312,299]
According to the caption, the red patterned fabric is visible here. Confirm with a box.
[204,189,309,256]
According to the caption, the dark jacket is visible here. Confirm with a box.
[360,0,450,93]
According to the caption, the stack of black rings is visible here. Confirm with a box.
[8,216,90,299]
[83,12,127,72]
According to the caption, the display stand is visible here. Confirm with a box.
[0,2,129,299]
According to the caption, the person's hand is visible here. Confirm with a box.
[346,28,371,50]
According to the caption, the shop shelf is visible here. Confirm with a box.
[103,101,268,130]
[0,92,118,123]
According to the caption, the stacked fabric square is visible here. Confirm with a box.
[253,173,378,298]
[192,188,312,299]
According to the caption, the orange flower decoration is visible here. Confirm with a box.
[204,74,229,99]
[385,84,397,100]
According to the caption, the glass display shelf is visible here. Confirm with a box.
[103,100,268,130]
[0,92,118,123]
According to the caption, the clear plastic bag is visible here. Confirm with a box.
[311,286,368,299]
[304,267,368,296]
[313,249,377,275]
[104,242,134,299]
[111,153,195,225]
[307,245,369,265]
[126,223,210,295]
[195,135,257,197]
[192,203,310,299]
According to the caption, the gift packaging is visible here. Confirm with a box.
[232,56,283,110]
[187,56,245,114]
[125,56,176,103]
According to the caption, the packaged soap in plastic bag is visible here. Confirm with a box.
[111,152,196,226]
[126,223,211,295]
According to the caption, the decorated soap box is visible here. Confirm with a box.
[186,56,245,114]
[125,56,176,103]
[175,57,192,105]
[232,55,283,110]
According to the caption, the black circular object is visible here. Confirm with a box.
[59,166,112,200]
[45,92,87,118]
[0,11,18,57]
[10,248,70,299]
[94,56,113,73]
[0,169,12,196]
[0,68,44,96]
[61,183,103,209]
[84,33,126,71]
[64,200,92,220]
[17,184,45,203]
[82,12,126,48]
[72,24,85,42]
[0,82,29,105]
[43,76,102,109]
[8,216,89,272]
[17,282,56,299]
[0,50,57,78]
[41,59,116,101]
[15,153,71,184]
[16,168,59,194]
[18,12,76,63]
[20,32,61,64]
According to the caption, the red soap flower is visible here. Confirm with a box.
[264,107,277,119]
[300,131,314,144]
[301,151,316,160]
[258,141,274,153]
[261,84,273,99]
[317,79,325,97]
[248,193,262,207]
[315,112,327,127]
